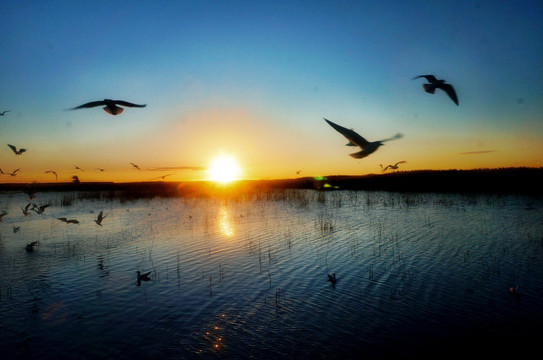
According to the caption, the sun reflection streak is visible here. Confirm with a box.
[218,206,234,237]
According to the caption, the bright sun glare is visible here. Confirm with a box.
[208,155,241,183]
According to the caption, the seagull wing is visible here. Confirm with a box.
[438,83,459,105]
[324,118,370,147]
[413,75,438,83]
[379,133,403,143]
[71,100,106,110]
[7,144,17,153]
[114,100,146,108]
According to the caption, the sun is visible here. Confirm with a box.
[207,155,241,183]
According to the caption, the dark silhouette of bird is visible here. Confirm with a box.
[130,162,141,170]
[94,211,107,226]
[327,273,337,288]
[0,211,7,221]
[24,183,36,200]
[137,271,152,286]
[96,168,105,172]
[58,217,79,224]
[72,175,80,184]
[22,203,32,216]
[8,144,26,155]
[25,241,38,252]
[380,161,407,172]
[74,165,84,171]
[45,170,58,180]
[6,168,20,176]
[412,75,458,105]
[0,110,10,116]
[32,204,49,215]
[324,118,402,159]
[13,226,20,233]
[70,99,146,115]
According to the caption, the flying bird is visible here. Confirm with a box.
[412,75,458,105]
[25,241,38,252]
[45,170,58,180]
[94,210,107,226]
[32,204,49,215]
[380,161,407,172]
[72,175,80,184]
[130,162,141,170]
[74,165,84,171]
[324,118,402,159]
[13,226,20,233]
[137,271,152,286]
[22,203,32,216]
[7,169,20,176]
[8,144,26,155]
[70,99,146,115]
[58,217,79,224]
[0,110,10,116]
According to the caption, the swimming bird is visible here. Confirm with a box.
[381,161,407,172]
[70,99,146,115]
[25,241,38,252]
[130,162,141,170]
[137,271,152,286]
[45,170,58,180]
[327,273,337,286]
[8,144,26,155]
[412,75,458,105]
[324,118,403,159]
[0,110,10,116]
[13,226,20,233]
[94,210,106,226]
[32,204,49,215]
[0,211,7,221]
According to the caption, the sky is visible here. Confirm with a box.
[1,0,542,183]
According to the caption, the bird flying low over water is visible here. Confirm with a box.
[32,204,49,214]
[8,144,26,155]
[45,170,58,180]
[324,118,403,159]
[58,217,79,224]
[70,99,146,115]
[412,75,458,105]
[0,110,10,116]
[94,210,107,226]
[380,161,407,172]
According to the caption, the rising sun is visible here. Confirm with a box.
[207,155,241,183]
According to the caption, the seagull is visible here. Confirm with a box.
[45,170,58,180]
[137,271,152,286]
[94,210,107,226]
[96,168,105,172]
[0,211,7,221]
[7,169,20,176]
[70,99,146,115]
[8,144,26,155]
[412,75,458,105]
[324,118,403,159]
[72,175,80,184]
[381,161,407,172]
[24,184,36,200]
[32,204,49,215]
[58,217,79,224]
[327,273,337,286]
[74,165,84,171]
[130,162,141,170]
[13,226,20,233]
[25,241,38,252]
[0,110,10,116]
[22,203,32,216]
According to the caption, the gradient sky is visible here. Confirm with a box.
[1,0,542,183]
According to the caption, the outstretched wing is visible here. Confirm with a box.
[439,83,459,105]
[71,100,106,110]
[413,74,438,83]
[114,100,146,108]
[379,133,403,143]
[324,118,370,147]
[7,144,17,154]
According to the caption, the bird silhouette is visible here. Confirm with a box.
[5,168,20,176]
[58,217,79,224]
[8,144,26,155]
[0,110,10,116]
[94,210,107,226]
[22,203,32,216]
[45,170,58,180]
[74,165,84,171]
[327,273,337,288]
[0,211,7,221]
[381,161,407,172]
[25,241,38,252]
[32,204,49,214]
[13,226,20,233]
[72,175,80,184]
[24,183,36,200]
[324,118,402,159]
[70,99,146,115]
[412,75,458,105]
[130,162,141,170]
[137,271,152,286]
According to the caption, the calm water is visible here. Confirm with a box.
[1,190,542,359]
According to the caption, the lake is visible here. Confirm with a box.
[1,189,542,359]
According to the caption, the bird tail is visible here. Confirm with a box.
[423,83,436,94]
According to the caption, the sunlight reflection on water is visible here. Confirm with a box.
[0,190,542,359]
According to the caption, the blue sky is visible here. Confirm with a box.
[1,0,542,182]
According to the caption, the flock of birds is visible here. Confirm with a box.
[1,76,458,285]
[323,74,457,172]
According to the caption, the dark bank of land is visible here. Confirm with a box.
[0,167,542,198]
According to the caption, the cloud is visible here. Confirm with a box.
[148,166,206,171]
[458,150,496,155]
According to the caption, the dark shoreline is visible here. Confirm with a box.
[0,167,542,197]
